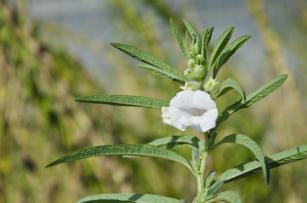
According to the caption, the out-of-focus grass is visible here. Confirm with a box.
[0,1,306,203]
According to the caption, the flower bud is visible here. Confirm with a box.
[203,77,219,93]
[184,69,193,78]
[184,69,199,80]
[188,58,196,68]
[189,51,195,58]
[196,54,203,64]
[180,80,201,91]
[193,65,206,79]
[192,43,199,55]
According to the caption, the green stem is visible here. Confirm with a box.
[194,139,210,202]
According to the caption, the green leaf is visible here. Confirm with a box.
[185,30,190,49]
[213,134,270,183]
[111,43,186,82]
[137,64,185,84]
[243,74,288,108]
[77,193,185,203]
[208,26,234,68]
[206,27,214,44]
[205,180,224,200]
[218,144,307,183]
[127,135,199,164]
[79,200,132,203]
[201,26,214,60]
[207,191,242,203]
[170,18,187,61]
[75,95,169,108]
[201,28,208,59]
[214,78,246,102]
[216,74,288,126]
[183,19,199,39]
[45,144,192,171]
[148,135,200,149]
[205,171,216,189]
[213,35,251,78]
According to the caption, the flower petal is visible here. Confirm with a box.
[199,109,218,132]
[168,107,191,131]
[193,90,217,110]
[170,90,194,109]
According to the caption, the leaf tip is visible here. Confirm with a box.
[244,35,252,40]
[110,42,120,48]
[75,96,85,102]
[44,162,53,168]
[228,26,235,31]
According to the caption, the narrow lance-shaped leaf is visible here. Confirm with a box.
[205,171,216,190]
[214,78,246,102]
[243,74,288,107]
[170,18,187,61]
[127,135,200,161]
[77,193,186,203]
[75,95,169,108]
[111,43,186,82]
[213,134,270,183]
[207,191,242,203]
[185,30,190,49]
[201,26,214,60]
[45,144,192,172]
[218,144,307,183]
[206,26,214,45]
[208,26,234,68]
[213,35,251,78]
[201,28,208,60]
[216,74,288,126]
[205,180,224,200]
[183,19,199,39]
[137,64,184,84]
[148,135,200,149]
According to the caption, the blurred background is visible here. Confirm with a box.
[0,0,306,202]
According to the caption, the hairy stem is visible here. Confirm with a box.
[194,133,211,203]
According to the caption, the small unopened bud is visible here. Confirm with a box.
[188,58,196,68]
[196,54,203,64]
[184,69,201,80]
[191,43,199,55]
[193,65,206,79]
[180,80,201,91]
[184,69,193,77]
[203,77,219,93]
[189,51,195,58]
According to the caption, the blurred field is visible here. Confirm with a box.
[0,0,306,203]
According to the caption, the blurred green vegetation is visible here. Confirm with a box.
[0,1,306,203]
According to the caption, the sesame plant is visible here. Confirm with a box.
[46,19,307,203]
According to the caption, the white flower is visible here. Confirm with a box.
[167,90,218,132]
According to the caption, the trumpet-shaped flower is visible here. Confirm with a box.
[166,90,218,132]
